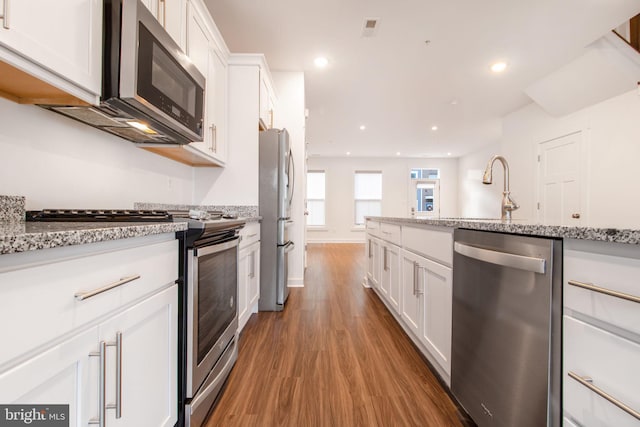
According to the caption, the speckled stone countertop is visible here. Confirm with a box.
[134,202,261,222]
[0,221,189,255]
[366,216,640,245]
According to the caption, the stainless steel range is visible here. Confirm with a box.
[26,209,245,427]
[173,210,245,427]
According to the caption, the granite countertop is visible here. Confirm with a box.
[0,221,189,255]
[366,216,640,245]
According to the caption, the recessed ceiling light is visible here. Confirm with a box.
[396,152,401,156]
[346,151,351,156]
[491,62,507,73]
[447,152,452,156]
[431,125,438,131]
[359,125,366,130]
[450,99,459,105]
[314,57,329,68]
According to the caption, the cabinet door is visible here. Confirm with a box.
[379,244,390,298]
[206,45,227,163]
[140,0,159,18]
[259,74,271,127]
[0,0,102,94]
[0,327,99,427]
[186,1,210,76]
[383,243,401,313]
[100,285,178,427]
[238,245,250,331]
[366,237,381,288]
[248,243,261,310]
[161,0,187,50]
[421,258,452,375]
[401,250,424,337]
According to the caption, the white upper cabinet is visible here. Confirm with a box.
[143,0,187,50]
[186,0,228,166]
[0,0,102,103]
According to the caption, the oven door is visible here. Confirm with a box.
[186,237,238,398]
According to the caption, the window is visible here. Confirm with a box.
[306,171,326,226]
[354,171,382,225]
[410,168,440,179]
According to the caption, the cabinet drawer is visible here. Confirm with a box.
[380,222,401,246]
[0,239,178,368]
[564,246,640,336]
[402,225,453,266]
[240,222,260,248]
[366,220,381,238]
[564,316,640,426]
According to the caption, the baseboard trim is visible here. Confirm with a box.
[307,239,366,244]
[288,277,304,287]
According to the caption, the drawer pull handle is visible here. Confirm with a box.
[382,231,392,235]
[0,0,9,30]
[247,233,257,238]
[75,275,141,301]
[568,280,640,304]
[568,372,640,421]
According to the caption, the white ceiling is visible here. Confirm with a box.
[205,0,640,158]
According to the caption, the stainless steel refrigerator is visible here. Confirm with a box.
[259,128,295,311]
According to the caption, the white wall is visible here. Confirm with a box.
[457,143,504,219]
[0,98,194,209]
[192,65,260,205]
[272,71,306,287]
[307,156,458,243]
[499,89,640,228]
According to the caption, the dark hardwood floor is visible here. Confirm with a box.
[206,243,466,426]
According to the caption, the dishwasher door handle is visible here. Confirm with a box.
[454,242,546,274]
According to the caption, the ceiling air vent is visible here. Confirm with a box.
[362,18,380,37]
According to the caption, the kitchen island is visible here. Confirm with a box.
[365,216,640,427]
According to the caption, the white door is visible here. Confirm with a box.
[0,327,99,427]
[0,0,102,94]
[100,285,178,427]
[537,132,583,225]
[409,179,440,217]
[421,258,452,376]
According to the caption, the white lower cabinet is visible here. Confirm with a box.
[0,285,177,427]
[0,327,98,426]
[563,239,640,426]
[367,221,453,383]
[238,223,260,333]
[238,241,260,333]
[400,248,453,376]
[0,234,179,427]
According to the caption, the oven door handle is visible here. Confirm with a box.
[194,237,239,257]
[284,241,295,253]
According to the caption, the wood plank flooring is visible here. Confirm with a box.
[206,243,467,426]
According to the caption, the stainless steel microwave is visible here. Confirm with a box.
[42,0,205,145]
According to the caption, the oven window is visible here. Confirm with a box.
[196,245,237,364]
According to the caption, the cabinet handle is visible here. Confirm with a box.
[159,0,166,27]
[568,371,640,421]
[413,261,419,296]
[106,332,123,419]
[0,0,9,29]
[568,280,640,304]
[209,124,217,153]
[89,342,106,427]
[382,230,392,235]
[249,252,255,278]
[75,275,141,301]
[383,247,388,271]
[269,109,274,129]
[368,240,372,258]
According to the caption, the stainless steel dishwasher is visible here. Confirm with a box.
[451,229,562,427]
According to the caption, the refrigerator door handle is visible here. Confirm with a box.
[288,149,295,207]
[284,241,295,253]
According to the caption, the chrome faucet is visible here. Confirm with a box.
[482,155,519,222]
